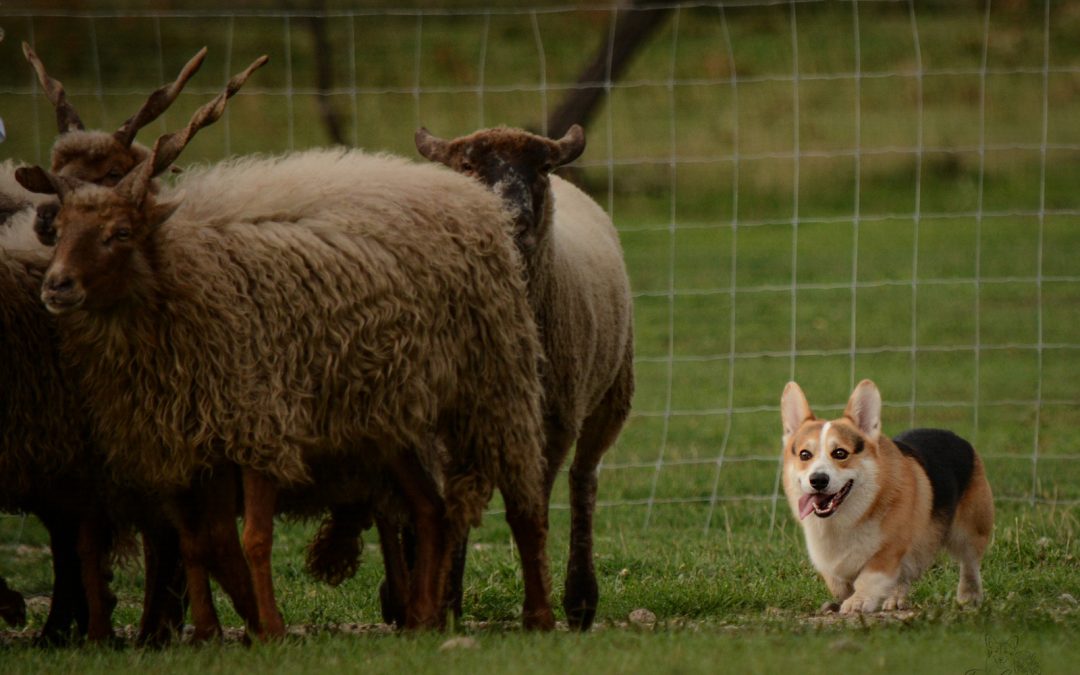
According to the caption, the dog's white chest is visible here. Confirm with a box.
[804,519,883,581]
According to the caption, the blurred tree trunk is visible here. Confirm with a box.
[305,1,347,146]
[545,1,674,139]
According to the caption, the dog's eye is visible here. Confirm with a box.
[798,449,812,461]
[831,448,849,460]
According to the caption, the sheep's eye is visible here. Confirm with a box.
[110,228,132,243]
[831,448,849,460]
[460,161,474,172]
[36,205,57,228]
[540,162,554,173]
[798,449,812,461]
[34,205,59,244]
[106,168,124,182]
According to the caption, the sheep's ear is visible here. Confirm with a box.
[551,124,586,168]
[844,379,882,441]
[415,127,450,164]
[781,381,814,443]
[15,166,75,199]
[145,192,184,230]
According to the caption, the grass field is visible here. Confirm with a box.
[1,1,1079,672]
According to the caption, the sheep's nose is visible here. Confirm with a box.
[809,473,830,491]
[45,275,75,293]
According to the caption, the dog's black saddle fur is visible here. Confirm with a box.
[892,428,977,524]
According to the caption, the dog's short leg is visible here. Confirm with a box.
[825,574,851,604]
[954,547,984,605]
[841,569,897,614]
[882,580,911,611]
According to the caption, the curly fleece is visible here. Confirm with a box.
[55,148,548,527]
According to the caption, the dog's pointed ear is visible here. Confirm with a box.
[781,381,813,443]
[844,379,881,441]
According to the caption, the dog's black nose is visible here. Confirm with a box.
[809,473,830,491]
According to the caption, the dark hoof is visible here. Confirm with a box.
[563,574,599,631]
[33,628,79,648]
[523,608,556,631]
[564,603,597,632]
[378,579,406,627]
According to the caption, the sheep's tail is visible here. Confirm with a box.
[305,504,372,586]
[443,471,495,538]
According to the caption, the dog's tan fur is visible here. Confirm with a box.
[781,380,993,613]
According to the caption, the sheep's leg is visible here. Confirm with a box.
[170,472,259,642]
[36,515,85,645]
[503,495,555,631]
[375,513,409,627]
[202,472,262,638]
[388,451,450,630]
[136,524,187,647]
[564,456,600,631]
[170,493,223,642]
[75,513,116,643]
[241,468,286,639]
[564,363,632,631]
[443,536,467,621]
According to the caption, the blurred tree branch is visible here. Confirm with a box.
[545,1,674,139]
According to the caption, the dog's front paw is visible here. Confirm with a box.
[881,594,909,611]
[840,594,882,614]
[956,587,983,606]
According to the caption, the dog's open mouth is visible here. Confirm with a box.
[798,480,854,520]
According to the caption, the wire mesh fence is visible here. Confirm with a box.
[1,1,1078,536]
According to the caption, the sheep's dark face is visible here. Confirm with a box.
[416,125,585,256]
[38,187,166,315]
[13,166,179,316]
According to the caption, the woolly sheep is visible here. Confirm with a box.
[0,176,118,643]
[17,129,556,639]
[0,44,251,645]
[415,124,634,631]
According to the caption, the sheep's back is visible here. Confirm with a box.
[66,151,545,497]
[540,176,634,423]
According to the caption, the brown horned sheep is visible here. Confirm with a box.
[0,174,119,644]
[413,124,635,631]
[17,114,556,640]
[0,43,252,645]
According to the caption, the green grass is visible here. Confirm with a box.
[1,503,1078,673]
[2,1,1080,672]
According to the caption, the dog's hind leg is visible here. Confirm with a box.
[948,457,993,606]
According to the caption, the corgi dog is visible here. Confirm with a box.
[780,379,994,613]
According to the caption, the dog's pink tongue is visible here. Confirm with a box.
[798,494,816,520]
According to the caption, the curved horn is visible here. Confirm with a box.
[552,124,586,167]
[22,42,85,133]
[120,54,269,204]
[113,46,209,148]
[414,127,450,163]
